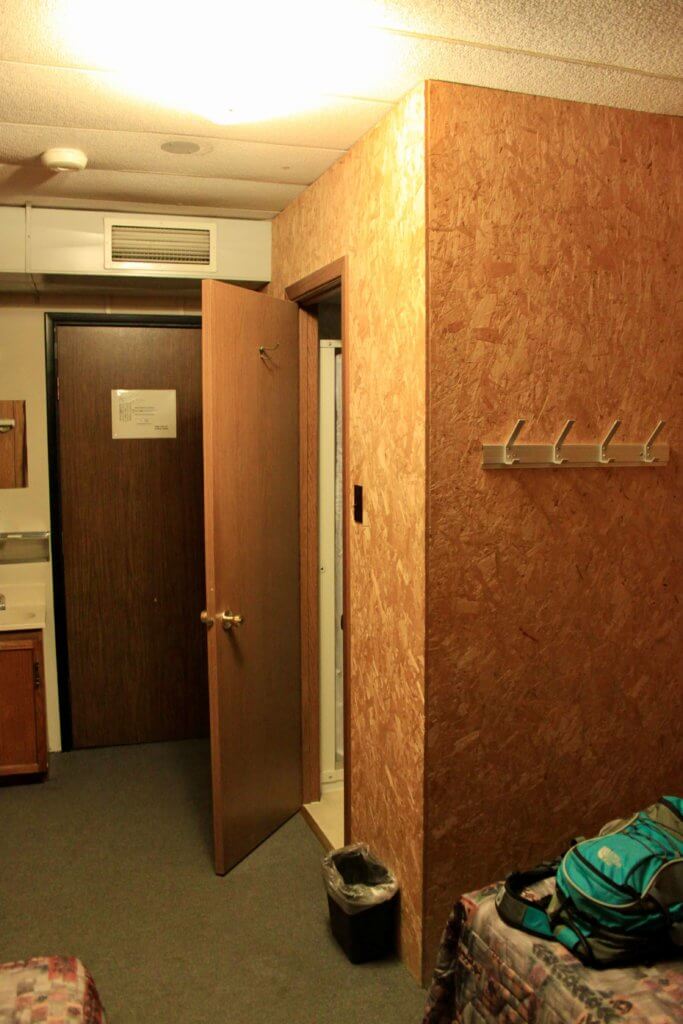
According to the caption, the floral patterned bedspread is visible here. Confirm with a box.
[0,957,106,1023]
[423,881,683,1024]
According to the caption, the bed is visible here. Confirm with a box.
[423,880,683,1024]
[0,956,106,1023]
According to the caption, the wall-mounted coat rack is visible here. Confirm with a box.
[482,419,669,469]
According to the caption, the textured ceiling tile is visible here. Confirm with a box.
[0,0,680,215]
[0,163,305,211]
[0,63,393,149]
[0,123,343,184]
[369,0,683,76]
[355,31,683,113]
[3,1,681,78]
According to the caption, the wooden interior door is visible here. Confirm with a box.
[202,281,302,873]
[57,323,208,748]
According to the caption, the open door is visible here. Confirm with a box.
[201,280,302,873]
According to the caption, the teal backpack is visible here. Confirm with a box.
[496,796,683,968]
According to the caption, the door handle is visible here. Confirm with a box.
[200,610,214,629]
[221,610,244,631]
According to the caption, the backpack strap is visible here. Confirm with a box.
[646,860,683,947]
[496,863,558,941]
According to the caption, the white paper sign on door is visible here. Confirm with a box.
[111,389,177,439]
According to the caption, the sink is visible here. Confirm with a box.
[0,583,46,631]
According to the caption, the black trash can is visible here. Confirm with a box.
[322,844,399,964]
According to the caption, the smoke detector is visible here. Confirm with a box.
[41,147,88,172]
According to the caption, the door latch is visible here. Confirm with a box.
[221,611,244,631]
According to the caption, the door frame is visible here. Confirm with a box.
[44,312,202,750]
[285,257,351,842]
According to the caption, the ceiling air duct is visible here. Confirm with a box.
[105,217,217,273]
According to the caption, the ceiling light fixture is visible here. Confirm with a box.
[40,147,88,172]
[56,0,387,125]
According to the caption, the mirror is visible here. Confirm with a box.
[0,400,28,488]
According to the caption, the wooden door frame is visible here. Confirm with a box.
[44,312,202,751]
[285,257,351,842]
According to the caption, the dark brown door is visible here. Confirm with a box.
[57,323,208,748]
[202,281,301,873]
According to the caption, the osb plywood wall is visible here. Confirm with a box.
[270,86,427,976]
[424,80,683,974]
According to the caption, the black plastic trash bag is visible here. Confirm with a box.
[322,844,399,963]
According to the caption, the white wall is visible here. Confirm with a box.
[0,308,58,745]
[0,295,200,751]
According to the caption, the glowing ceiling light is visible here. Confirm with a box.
[57,0,388,124]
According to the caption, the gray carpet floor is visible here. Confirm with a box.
[0,740,425,1023]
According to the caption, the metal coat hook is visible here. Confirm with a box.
[643,420,666,463]
[0,419,16,434]
[259,343,280,360]
[553,419,575,464]
[482,416,669,469]
[504,419,525,465]
[599,420,621,464]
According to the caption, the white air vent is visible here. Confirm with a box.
[104,217,217,273]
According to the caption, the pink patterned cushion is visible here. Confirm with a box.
[0,957,106,1023]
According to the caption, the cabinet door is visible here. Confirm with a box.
[0,400,28,488]
[0,632,47,775]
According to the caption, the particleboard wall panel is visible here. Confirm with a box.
[424,80,683,975]
[270,86,427,977]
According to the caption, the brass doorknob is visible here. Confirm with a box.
[221,610,244,631]
[200,611,214,629]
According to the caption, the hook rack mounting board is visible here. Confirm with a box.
[482,442,669,469]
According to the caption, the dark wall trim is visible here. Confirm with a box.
[284,257,353,844]
[44,312,202,751]
[285,257,344,306]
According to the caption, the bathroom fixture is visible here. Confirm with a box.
[483,419,669,469]
[0,583,46,631]
[0,532,50,564]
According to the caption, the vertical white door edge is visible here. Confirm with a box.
[319,340,342,786]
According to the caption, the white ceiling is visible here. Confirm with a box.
[0,0,681,219]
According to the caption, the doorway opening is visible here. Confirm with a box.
[286,261,349,851]
[311,297,344,847]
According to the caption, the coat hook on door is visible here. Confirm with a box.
[259,343,280,360]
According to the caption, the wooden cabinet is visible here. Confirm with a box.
[0,631,47,776]
[0,400,28,488]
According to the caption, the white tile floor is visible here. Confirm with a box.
[304,784,344,849]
